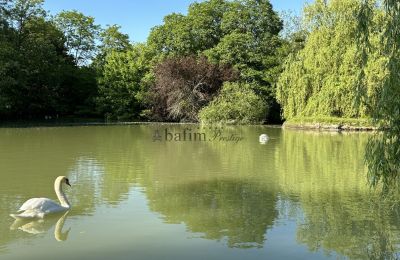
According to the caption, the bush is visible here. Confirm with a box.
[150,56,237,122]
[199,82,267,125]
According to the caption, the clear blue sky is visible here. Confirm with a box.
[43,0,311,43]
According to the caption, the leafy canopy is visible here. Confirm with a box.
[147,0,283,122]
[199,82,267,125]
[55,10,101,65]
[277,0,386,120]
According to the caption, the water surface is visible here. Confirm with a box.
[0,125,399,259]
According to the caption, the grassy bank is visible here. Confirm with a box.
[283,117,376,131]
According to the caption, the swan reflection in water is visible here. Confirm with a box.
[10,211,71,242]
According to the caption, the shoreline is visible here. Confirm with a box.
[0,120,283,129]
[283,121,377,132]
[0,118,378,132]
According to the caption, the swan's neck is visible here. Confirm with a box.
[55,179,70,209]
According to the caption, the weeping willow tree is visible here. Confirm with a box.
[363,0,400,192]
[277,0,400,192]
[277,0,387,121]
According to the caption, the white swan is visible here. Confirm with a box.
[259,134,269,144]
[10,176,71,219]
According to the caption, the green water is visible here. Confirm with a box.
[0,125,399,260]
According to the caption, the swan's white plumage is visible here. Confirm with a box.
[10,176,71,219]
[18,198,66,214]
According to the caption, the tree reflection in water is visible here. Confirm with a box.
[365,132,400,194]
[1,126,400,259]
[147,179,278,248]
[276,130,400,259]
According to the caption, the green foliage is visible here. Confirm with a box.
[92,24,132,72]
[0,0,290,122]
[365,133,400,193]
[55,10,101,65]
[100,24,130,52]
[199,82,267,124]
[147,0,284,122]
[363,0,400,192]
[277,0,387,120]
[279,10,308,56]
[0,0,98,119]
[8,0,45,33]
[96,43,152,120]
[147,13,195,57]
[205,0,284,105]
[187,0,227,51]
[147,0,229,57]
[92,24,148,120]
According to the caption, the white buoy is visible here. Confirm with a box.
[259,134,269,144]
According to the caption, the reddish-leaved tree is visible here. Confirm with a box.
[151,56,237,122]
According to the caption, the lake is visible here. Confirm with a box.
[0,124,399,259]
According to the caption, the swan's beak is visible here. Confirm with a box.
[65,179,71,187]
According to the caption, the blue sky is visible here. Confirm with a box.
[43,0,311,43]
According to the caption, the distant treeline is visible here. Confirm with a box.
[0,0,398,127]
[0,0,303,123]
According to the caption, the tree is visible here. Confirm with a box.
[55,10,100,66]
[8,0,45,37]
[276,0,386,120]
[147,0,284,122]
[100,24,130,52]
[150,56,237,122]
[93,24,131,70]
[0,0,12,24]
[0,0,67,117]
[96,43,152,120]
[147,13,194,57]
[147,0,229,57]
[362,0,400,192]
[279,10,308,55]
[199,82,267,124]
[186,0,228,52]
[0,22,17,116]
[205,0,283,104]
[0,1,98,119]
[93,24,138,120]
